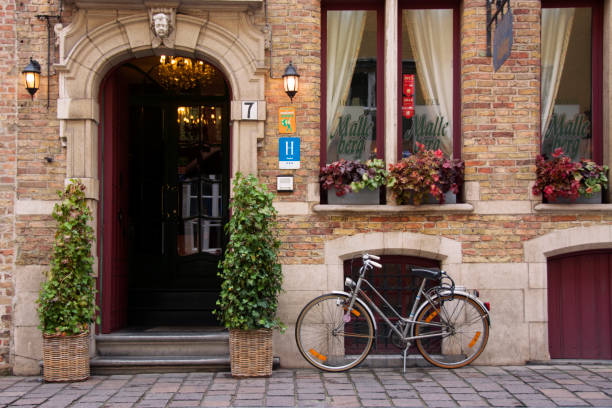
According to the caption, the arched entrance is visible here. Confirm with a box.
[99,56,231,332]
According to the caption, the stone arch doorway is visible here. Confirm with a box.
[99,56,231,332]
[54,9,267,333]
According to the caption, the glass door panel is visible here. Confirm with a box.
[176,105,224,258]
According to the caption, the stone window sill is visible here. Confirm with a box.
[312,203,474,214]
[534,203,612,212]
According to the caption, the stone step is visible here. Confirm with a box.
[95,330,229,357]
[90,355,230,375]
[90,356,281,375]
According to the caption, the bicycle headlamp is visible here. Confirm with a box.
[344,277,356,288]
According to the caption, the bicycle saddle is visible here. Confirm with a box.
[410,267,442,280]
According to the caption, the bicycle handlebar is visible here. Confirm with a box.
[368,260,382,269]
[362,253,382,269]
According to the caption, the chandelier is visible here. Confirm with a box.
[156,56,217,91]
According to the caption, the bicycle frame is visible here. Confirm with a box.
[345,264,449,345]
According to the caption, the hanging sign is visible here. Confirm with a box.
[403,74,415,96]
[279,137,300,169]
[493,7,513,71]
[278,107,296,134]
[402,74,415,119]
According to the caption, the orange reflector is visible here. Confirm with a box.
[425,310,438,323]
[343,307,360,317]
[309,348,327,361]
[469,331,481,348]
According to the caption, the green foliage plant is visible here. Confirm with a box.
[37,180,98,336]
[215,173,285,332]
[320,158,394,197]
[575,158,608,197]
[350,159,396,193]
[389,143,464,205]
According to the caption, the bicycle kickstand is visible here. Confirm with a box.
[401,343,411,373]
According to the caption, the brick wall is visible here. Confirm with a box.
[16,0,64,201]
[0,0,18,372]
[276,214,612,266]
[264,0,612,269]
[262,0,321,202]
[462,0,540,201]
[5,0,64,373]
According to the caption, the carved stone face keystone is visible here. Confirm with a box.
[153,13,170,38]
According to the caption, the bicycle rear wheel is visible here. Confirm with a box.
[414,294,489,369]
[295,293,374,372]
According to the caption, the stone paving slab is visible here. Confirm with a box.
[0,365,610,407]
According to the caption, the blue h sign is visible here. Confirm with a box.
[279,137,300,169]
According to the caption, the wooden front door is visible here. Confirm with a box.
[100,70,130,333]
[126,98,229,327]
[548,250,612,359]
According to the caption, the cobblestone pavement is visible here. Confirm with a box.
[0,365,611,407]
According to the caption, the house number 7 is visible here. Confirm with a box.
[242,101,258,120]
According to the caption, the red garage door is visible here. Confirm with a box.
[548,250,612,359]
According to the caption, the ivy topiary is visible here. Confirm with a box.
[214,173,285,332]
[37,180,98,336]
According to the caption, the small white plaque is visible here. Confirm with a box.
[279,161,300,169]
[242,101,258,120]
[277,176,294,192]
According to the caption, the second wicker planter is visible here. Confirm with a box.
[42,331,90,382]
[229,328,273,377]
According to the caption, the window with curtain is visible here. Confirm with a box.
[400,4,457,160]
[541,1,602,163]
[325,8,380,164]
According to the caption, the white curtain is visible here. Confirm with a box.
[405,9,453,157]
[326,10,366,146]
[541,8,574,138]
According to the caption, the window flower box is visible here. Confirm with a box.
[533,148,608,204]
[388,144,464,206]
[320,159,392,205]
[327,187,381,205]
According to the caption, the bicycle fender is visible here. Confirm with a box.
[410,291,491,338]
[331,291,378,333]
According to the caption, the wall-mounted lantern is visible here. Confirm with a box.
[22,57,41,99]
[282,61,300,102]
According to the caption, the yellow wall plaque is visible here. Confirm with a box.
[278,107,296,134]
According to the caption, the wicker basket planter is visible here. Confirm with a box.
[229,328,272,377]
[42,331,90,382]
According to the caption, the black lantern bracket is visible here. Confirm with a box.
[486,0,511,57]
[36,14,61,108]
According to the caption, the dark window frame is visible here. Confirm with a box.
[397,0,461,161]
[541,0,603,164]
[320,0,385,168]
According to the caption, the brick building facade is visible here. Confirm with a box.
[0,0,611,374]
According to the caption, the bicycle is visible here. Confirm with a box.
[295,253,491,372]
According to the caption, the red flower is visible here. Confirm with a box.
[544,185,554,197]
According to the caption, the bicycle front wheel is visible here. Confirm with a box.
[414,294,489,369]
[295,293,374,372]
